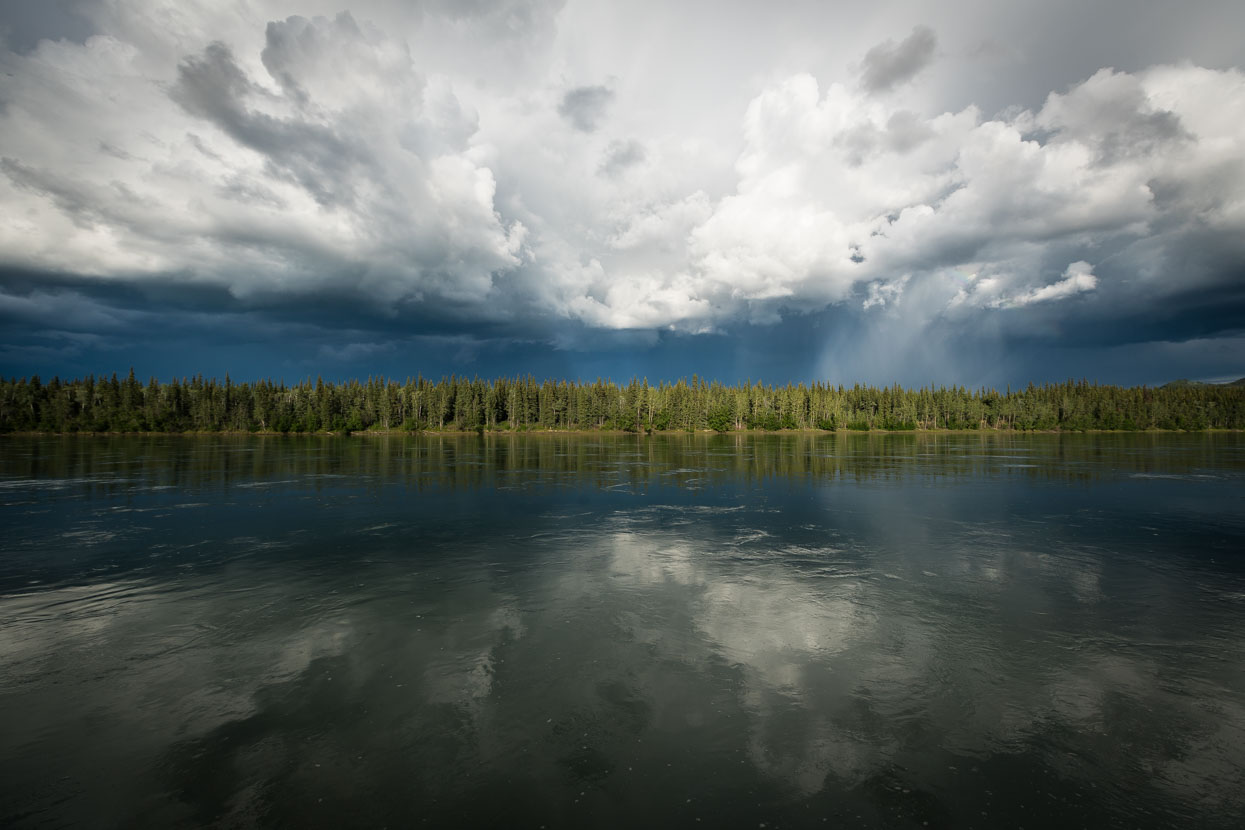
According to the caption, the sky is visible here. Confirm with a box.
[1,0,1243,387]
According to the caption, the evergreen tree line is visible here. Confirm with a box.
[2,371,1242,434]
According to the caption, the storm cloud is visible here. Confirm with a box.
[0,0,1242,385]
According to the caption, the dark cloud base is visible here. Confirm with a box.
[3,269,1241,388]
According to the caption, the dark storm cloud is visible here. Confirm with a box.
[1012,264,1245,350]
[2,261,1242,389]
[859,25,937,93]
[0,270,529,382]
[0,284,134,333]
[557,85,614,132]
[0,266,546,361]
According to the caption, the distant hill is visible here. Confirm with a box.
[1161,378,1245,388]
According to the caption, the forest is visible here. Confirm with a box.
[1,372,1243,434]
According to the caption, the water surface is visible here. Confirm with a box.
[1,433,1243,828]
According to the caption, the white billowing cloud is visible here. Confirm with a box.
[862,275,910,310]
[656,62,1245,332]
[606,191,713,252]
[0,3,1243,344]
[0,11,525,309]
[592,517,1245,800]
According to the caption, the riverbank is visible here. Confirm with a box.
[5,427,1241,438]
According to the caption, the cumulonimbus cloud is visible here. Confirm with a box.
[590,63,1245,335]
[0,8,1243,355]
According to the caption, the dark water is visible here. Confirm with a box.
[1,433,1243,829]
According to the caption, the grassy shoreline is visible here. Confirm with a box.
[7,376,1241,433]
[5,427,1241,438]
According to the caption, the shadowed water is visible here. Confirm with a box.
[1,432,1243,828]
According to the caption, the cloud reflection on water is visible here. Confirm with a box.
[1,434,1243,826]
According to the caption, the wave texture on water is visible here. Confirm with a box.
[1,433,1243,828]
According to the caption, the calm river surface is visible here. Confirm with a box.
[1,433,1243,828]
